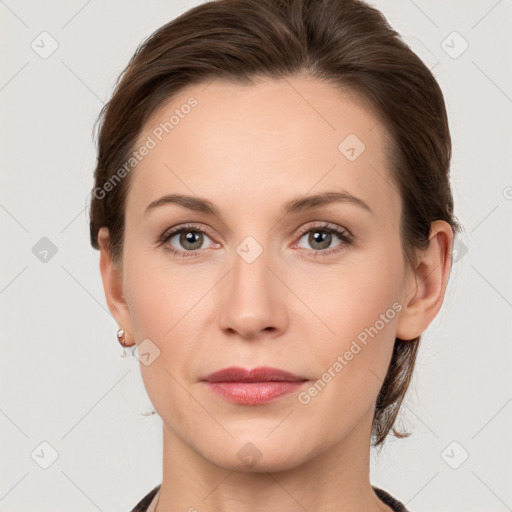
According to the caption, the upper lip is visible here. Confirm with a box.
[201,366,308,383]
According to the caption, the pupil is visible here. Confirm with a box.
[183,231,201,249]
[311,230,330,249]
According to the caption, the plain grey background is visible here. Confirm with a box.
[1,1,511,511]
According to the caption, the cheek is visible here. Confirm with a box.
[122,249,202,421]
[305,256,404,343]
[122,245,197,339]
[297,272,403,438]
[306,248,405,391]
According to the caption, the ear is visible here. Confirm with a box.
[395,220,454,341]
[98,227,134,346]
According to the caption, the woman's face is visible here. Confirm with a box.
[102,76,419,470]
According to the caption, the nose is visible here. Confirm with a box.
[218,242,288,340]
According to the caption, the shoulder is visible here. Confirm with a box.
[372,485,410,512]
[129,484,161,512]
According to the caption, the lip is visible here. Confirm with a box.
[202,366,307,383]
[201,366,309,405]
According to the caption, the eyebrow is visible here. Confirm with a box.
[144,190,374,218]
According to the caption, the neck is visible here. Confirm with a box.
[155,407,392,512]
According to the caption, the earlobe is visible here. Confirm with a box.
[395,220,454,341]
[98,227,134,342]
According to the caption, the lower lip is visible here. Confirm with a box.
[204,381,307,405]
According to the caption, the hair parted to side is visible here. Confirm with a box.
[89,0,462,448]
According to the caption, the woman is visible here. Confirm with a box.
[89,0,461,510]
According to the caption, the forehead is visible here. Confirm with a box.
[127,75,399,221]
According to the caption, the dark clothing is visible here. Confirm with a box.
[130,484,160,512]
[129,483,409,511]
[373,486,409,511]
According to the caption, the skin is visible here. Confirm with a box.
[98,75,453,512]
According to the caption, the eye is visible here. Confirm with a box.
[295,223,354,257]
[159,222,354,258]
[159,224,214,257]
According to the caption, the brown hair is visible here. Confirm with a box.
[89,0,462,448]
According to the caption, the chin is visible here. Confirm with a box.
[202,437,312,474]
[213,454,306,474]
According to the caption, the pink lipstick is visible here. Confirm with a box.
[201,366,308,405]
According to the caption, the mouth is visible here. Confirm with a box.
[200,366,309,405]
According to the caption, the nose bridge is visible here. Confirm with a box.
[218,233,285,337]
[231,233,274,303]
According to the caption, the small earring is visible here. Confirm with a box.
[117,328,127,347]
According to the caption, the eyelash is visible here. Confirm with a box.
[159,223,355,258]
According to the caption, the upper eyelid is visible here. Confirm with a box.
[296,222,350,236]
[163,223,214,240]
